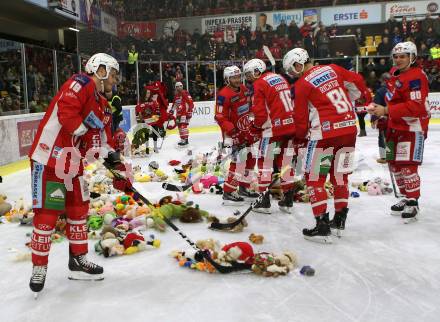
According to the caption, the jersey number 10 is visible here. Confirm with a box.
[279,90,294,112]
[326,88,352,114]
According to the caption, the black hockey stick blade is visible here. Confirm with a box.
[209,171,285,231]
[161,182,192,192]
[127,185,250,273]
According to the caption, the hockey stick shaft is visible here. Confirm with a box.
[210,166,290,230]
[105,163,248,273]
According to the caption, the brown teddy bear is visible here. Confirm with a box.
[249,233,264,244]
[0,195,12,217]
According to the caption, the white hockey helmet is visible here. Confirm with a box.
[223,65,241,84]
[175,81,183,88]
[391,41,417,65]
[283,48,309,75]
[85,53,119,80]
[243,59,266,78]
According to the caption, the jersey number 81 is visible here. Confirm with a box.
[326,88,352,114]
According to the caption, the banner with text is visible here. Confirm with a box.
[429,92,440,119]
[321,4,383,26]
[17,119,41,157]
[385,1,439,19]
[118,21,157,39]
[202,14,256,33]
[264,10,303,29]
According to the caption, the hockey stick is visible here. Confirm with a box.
[263,45,276,71]
[210,169,287,231]
[388,163,400,199]
[161,142,245,192]
[104,164,250,273]
[158,106,177,150]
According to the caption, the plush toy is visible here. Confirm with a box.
[367,181,382,195]
[87,215,104,230]
[218,242,255,264]
[4,198,34,223]
[168,160,181,166]
[123,233,160,255]
[134,173,152,182]
[196,238,221,252]
[249,233,264,244]
[0,195,12,217]
[252,251,298,277]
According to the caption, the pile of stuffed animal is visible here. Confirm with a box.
[352,177,394,196]
[171,237,298,277]
[0,196,34,225]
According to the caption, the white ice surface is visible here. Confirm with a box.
[1,127,440,322]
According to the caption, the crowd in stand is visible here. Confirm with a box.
[1,1,439,114]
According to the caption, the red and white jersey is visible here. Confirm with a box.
[215,84,256,144]
[29,73,114,168]
[251,72,295,138]
[385,66,430,132]
[172,90,194,117]
[293,64,371,140]
[135,101,161,125]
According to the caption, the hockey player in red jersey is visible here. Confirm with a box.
[172,81,194,147]
[243,59,296,214]
[215,65,260,206]
[133,85,167,155]
[28,53,130,295]
[367,41,430,223]
[283,48,371,242]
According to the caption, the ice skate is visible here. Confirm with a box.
[252,193,271,214]
[238,185,259,201]
[222,191,245,206]
[68,253,104,281]
[30,265,47,298]
[330,207,348,237]
[401,199,419,224]
[391,199,408,216]
[303,213,332,244]
[177,139,188,148]
[278,189,294,214]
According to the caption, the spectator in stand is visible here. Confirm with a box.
[377,36,393,56]
[431,42,440,60]
[288,20,302,44]
[127,44,138,80]
[365,70,379,91]
[382,27,391,40]
[258,13,273,32]
[419,42,430,56]
[424,27,437,49]
[280,34,293,55]
[276,19,288,37]
[422,13,435,34]
[375,58,391,78]
[355,27,365,47]
[328,24,338,38]
[316,30,330,58]
[385,15,399,34]
[392,26,404,46]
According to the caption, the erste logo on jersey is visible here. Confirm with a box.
[308,70,337,88]
[266,76,284,87]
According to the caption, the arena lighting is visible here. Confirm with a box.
[68,27,80,32]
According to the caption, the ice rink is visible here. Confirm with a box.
[1,126,440,322]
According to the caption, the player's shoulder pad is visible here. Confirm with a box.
[72,73,92,86]
[217,95,226,105]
